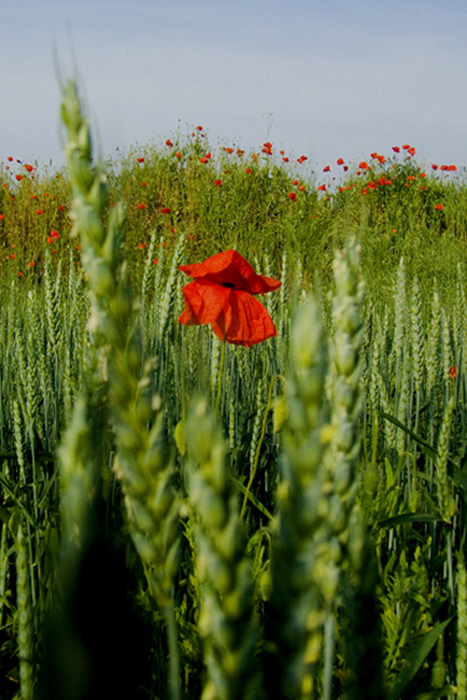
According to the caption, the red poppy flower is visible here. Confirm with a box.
[297,155,308,164]
[24,164,34,172]
[0,215,4,220]
[402,144,410,150]
[8,254,15,260]
[178,250,281,347]
[377,155,386,164]
[359,161,370,170]
[153,259,158,265]
[343,165,348,172]
[137,203,147,210]
[323,165,330,172]
[141,181,147,187]
[197,126,203,131]
[435,204,444,210]
[392,146,400,153]
[165,139,173,147]
[432,164,439,170]
[28,261,35,267]
[318,184,327,191]
[407,147,416,156]
[282,157,289,163]
[7,157,13,162]
[16,174,23,182]
[36,209,43,215]
[214,179,222,186]
[245,168,252,174]
[199,157,208,164]
[448,165,457,171]
[450,366,457,379]
[138,243,148,249]
[58,204,65,210]
[337,158,344,165]
[160,207,171,214]
[176,152,182,158]
[137,157,145,163]
[288,192,297,201]
[50,230,60,239]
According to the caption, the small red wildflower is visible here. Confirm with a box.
[435,204,444,210]
[359,162,370,170]
[432,164,439,170]
[137,203,147,210]
[50,230,60,239]
[28,261,35,267]
[141,181,147,187]
[24,164,34,172]
[137,157,145,163]
[205,152,211,159]
[237,149,244,156]
[421,186,428,191]
[199,157,208,164]
[36,209,43,215]
[262,142,273,155]
[196,126,203,131]
[297,155,308,164]
[343,165,348,172]
[337,158,345,166]
[282,157,289,163]
[222,147,234,154]
[392,146,400,153]
[407,147,416,156]
[160,207,171,214]
[362,188,368,195]
[323,165,330,172]
[377,155,386,164]
[448,165,457,171]
[153,259,158,265]
[16,174,23,182]
[138,243,148,249]
[165,139,173,147]
[450,366,457,379]
[7,157,13,162]
[402,144,410,150]
[288,192,297,201]
[176,152,182,158]
[178,249,281,347]
[420,172,426,178]
[8,254,15,259]
[407,176,415,181]
[0,215,4,221]
[298,185,305,192]
[58,205,65,210]
[214,179,222,186]
[245,168,252,174]
[318,184,327,192]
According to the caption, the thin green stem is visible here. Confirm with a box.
[240,374,285,520]
[164,603,181,700]
[215,338,227,415]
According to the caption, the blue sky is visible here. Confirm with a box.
[2,0,467,173]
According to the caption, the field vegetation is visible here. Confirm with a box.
[0,81,467,699]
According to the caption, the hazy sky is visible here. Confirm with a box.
[2,0,467,172]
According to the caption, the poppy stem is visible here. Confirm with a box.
[215,338,227,415]
[239,374,285,521]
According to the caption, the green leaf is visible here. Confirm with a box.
[230,475,275,521]
[379,412,437,461]
[388,618,453,700]
[378,513,445,528]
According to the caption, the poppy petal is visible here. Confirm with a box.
[211,289,277,346]
[179,250,280,295]
[178,280,230,326]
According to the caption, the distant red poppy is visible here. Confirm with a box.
[7,157,13,162]
[0,215,4,221]
[318,184,327,192]
[137,203,147,210]
[298,185,305,191]
[28,261,35,267]
[24,164,34,172]
[435,204,444,210]
[165,139,173,147]
[282,157,289,163]
[343,165,348,172]
[196,126,203,131]
[262,142,273,155]
[138,243,148,249]
[160,207,171,214]
[8,254,15,259]
[420,172,426,178]
[58,204,65,210]
[297,155,308,164]
[50,230,60,239]
[176,152,182,158]
[245,168,252,174]
[292,179,299,186]
[178,249,281,347]
[153,259,158,265]
[141,181,147,187]
[337,158,345,165]
[432,164,439,170]
[323,165,330,172]
[36,209,43,215]
[359,161,370,170]
[214,179,222,186]
[199,157,208,164]
[288,192,297,201]
[407,176,415,181]
[137,157,145,163]
[448,165,457,171]
[408,147,416,156]
[392,147,400,153]
[402,144,410,150]
[237,149,244,156]
[222,147,234,154]
[450,366,457,379]
[377,155,386,164]
[16,174,23,182]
